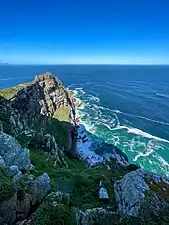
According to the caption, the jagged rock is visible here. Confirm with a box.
[0,173,50,225]
[8,166,23,183]
[77,208,116,225]
[26,173,50,205]
[0,132,31,170]
[114,168,169,217]
[29,132,68,167]
[17,191,32,221]
[9,165,20,176]
[9,73,75,128]
[0,98,23,136]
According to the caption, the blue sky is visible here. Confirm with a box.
[0,0,169,64]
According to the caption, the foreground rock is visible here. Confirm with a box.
[0,131,31,170]
[114,168,169,217]
[0,173,50,225]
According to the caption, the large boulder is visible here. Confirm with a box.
[0,132,31,170]
[114,168,169,217]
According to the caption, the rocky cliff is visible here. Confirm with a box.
[1,73,169,225]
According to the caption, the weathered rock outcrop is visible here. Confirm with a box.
[0,173,50,225]
[77,208,116,225]
[0,72,76,150]
[10,72,75,131]
[114,168,169,217]
[0,132,31,170]
[28,132,68,167]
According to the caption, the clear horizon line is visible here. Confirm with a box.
[1,63,169,66]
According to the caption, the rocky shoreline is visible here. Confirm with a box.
[1,73,169,225]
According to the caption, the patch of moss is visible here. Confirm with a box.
[0,82,32,99]
[0,167,17,201]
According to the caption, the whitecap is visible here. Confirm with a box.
[0,77,12,81]
[133,148,154,161]
[127,127,169,143]
[156,93,169,99]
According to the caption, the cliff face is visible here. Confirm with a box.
[0,73,76,150]
[11,73,75,130]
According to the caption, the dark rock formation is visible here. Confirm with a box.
[0,173,50,225]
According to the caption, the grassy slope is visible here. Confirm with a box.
[0,82,32,99]
[29,147,125,210]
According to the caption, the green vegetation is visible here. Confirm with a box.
[28,146,125,211]
[29,193,76,225]
[0,167,17,201]
[0,82,32,99]
[53,107,70,122]
[46,118,71,150]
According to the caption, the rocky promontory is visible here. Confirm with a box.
[1,72,169,225]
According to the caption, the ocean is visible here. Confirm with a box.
[1,65,169,175]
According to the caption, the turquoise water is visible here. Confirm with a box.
[1,65,169,175]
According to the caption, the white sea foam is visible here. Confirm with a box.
[0,77,12,81]
[133,148,154,161]
[87,95,100,102]
[156,93,169,99]
[127,127,169,143]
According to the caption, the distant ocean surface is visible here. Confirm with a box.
[1,65,169,175]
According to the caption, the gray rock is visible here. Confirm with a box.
[114,169,150,217]
[77,208,116,225]
[0,132,31,170]
[114,168,169,217]
[12,171,22,184]
[27,173,50,205]
[8,166,22,184]
[9,165,20,176]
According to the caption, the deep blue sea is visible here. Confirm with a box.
[1,65,169,175]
